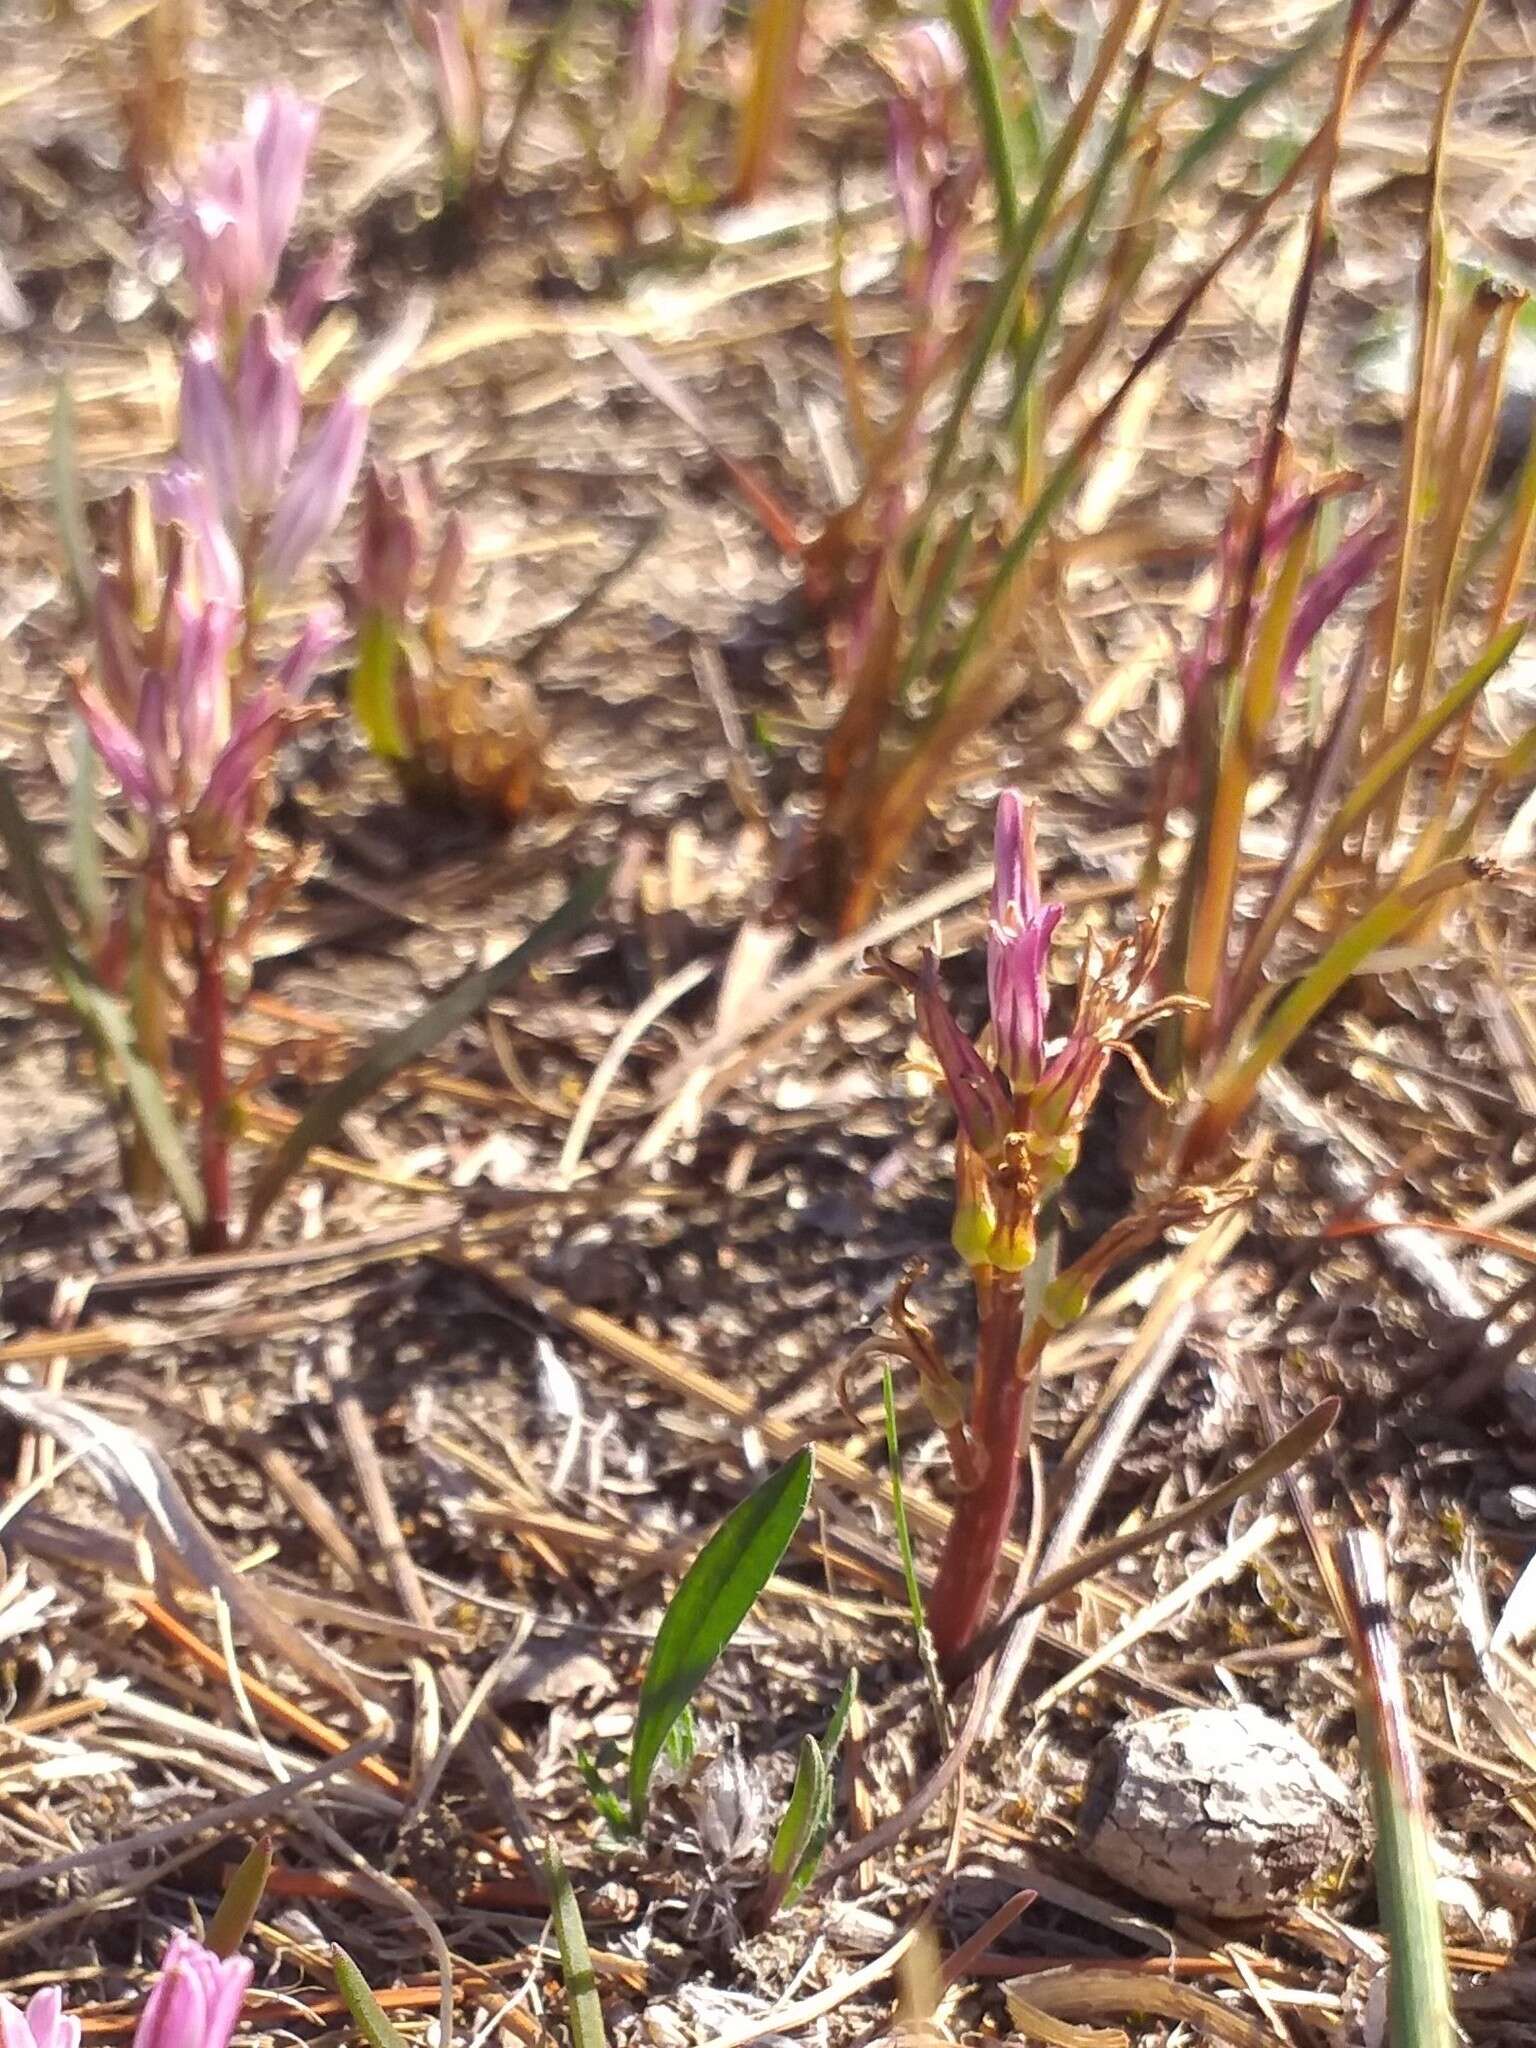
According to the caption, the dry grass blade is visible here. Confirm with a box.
[0,1385,366,1709]
[1005,1970,1287,2048]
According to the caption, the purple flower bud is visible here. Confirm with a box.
[425,507,468,618]
[258,392,368,594]
[0,1989,81,2048]
[356,462,424,620]
[273,605,345,698]
[233,311,302,512]
[285,234,353,339]
[171,596,240,787]
[987,792,1061,1088]
[76,683,158,814]
[1278,516,1390,695]
[246,90,319,285]
[131,1935,252,2048]
[912,952,1012,1158]
[196,688,286,840]
[153,462,243,609]
[179,331,240,517]
[887,23,963,250]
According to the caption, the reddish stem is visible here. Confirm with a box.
[190,901,231,1252]
[927,1276,1029,1672]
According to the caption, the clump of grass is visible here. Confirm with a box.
[1145,5,1535,1176]
[615,2,1399,930]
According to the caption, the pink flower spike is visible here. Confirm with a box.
[1279,516,1390,696]
[273,605,345,698]
[987,793,1061,1088]
[913,953,1012,1159]
[259,393,368,594]
[233,311,302,512]
[76,683,157,814]
[246,89,319,284]
[180,332,240,517]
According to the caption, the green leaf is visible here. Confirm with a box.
[662,1702,697,1774]
[577,1747,634,1837]
[50,376,96,615]
[0,763,206,1231]
[332,1947,410,2048]
[767,1733,826,1884]
[206,1835,272,1957]
[350,613,408,762]
[756,1670,857,1920]
[629,1447,814,1826]
[241,863,610,1240]
[547,1847,608,2048]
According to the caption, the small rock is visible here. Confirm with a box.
[1078,1705,1354,1919]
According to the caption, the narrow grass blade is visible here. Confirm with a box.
[729,0,806,205]
[333,1947,411,2048]
[1334,1530,1456,2048]
[629,1446,814,1824]
[207,1835,272,1956]
[918,0,1144,521]
[1160,4,1342,199]
[1228,620,1524,993]
[947,0,1018,242]
[547,1848,608,2048]
[69,713,107,943]
[51,375,96,613]
[1188,857,1481,1166]
[882,1366,949,1733]
[242,864,610,1240]
[0,764,206,1230]
[602,333,802,556]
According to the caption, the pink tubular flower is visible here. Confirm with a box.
[258,392,369,594]
[272,605,345,698]
[153,463,243,609]
[132,1933,253,2048]
[1,1987,82,2048]
[233,313,303,512]
[987,792,1061,1089]
[170,89,319,338]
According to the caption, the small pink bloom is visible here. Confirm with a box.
[171,596,240,785]
[246,90,319,285]
[259,393,368,593]
[233,311,302,512]
[272,606,345,698]
[153,463,243,610]
[284,234,353,339]
[180,332,241,516]
[1,1988,82,2048]
[76,683,158,814]
[132,1934,252,2048]
[195,688,286,841]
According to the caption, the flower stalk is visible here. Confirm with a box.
[874,793,1227,1669]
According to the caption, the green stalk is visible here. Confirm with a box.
[946,0,1018,245]
[1334,1530,1456,2048]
